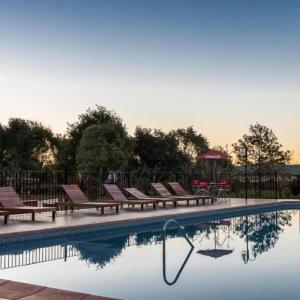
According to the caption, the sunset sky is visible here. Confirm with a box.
[0,0,299,161]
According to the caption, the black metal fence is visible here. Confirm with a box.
[0,169,292,205]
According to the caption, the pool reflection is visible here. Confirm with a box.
[0,210,293,272]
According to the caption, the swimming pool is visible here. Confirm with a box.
[1,209,299,300]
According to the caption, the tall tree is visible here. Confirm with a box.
[0,124,5,166]
[76,123,133,171]
[232,123,292,169]
[134,127,191,173]
[170,126,209,162]
[58,105,129,171]
[1,118,56,169]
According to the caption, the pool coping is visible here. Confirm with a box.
[1,199,300,244]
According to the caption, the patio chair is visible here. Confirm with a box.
[60,185,119,214]
[124,187,178,208]
[192,180,210,195]
[216,180,232,200]
[168,182,214,204]
[0,187,56,221]
[151,182,207,206]
[103,184,157,211]
[0,211,9,224]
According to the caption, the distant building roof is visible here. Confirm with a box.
[235,164,300,176]
[283,165,300,176]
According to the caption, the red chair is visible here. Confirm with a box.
[192,180,209,195]
[217,179,232,200]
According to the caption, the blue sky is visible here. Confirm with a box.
[0,0,299,160]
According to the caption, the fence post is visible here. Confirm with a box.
[275,172,278,201]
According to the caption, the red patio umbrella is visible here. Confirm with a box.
[197,150,229,161]
[197,150,229,182]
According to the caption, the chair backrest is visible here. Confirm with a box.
[62,185,88,204]
[124,188,148,199]
[0,187,24,208]
[219,179,232,187]
[151,183,172,197]
[192,180,209,187]
[103,184,128,201]
[168,182,188,196]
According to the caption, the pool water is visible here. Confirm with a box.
[1,209,300,300]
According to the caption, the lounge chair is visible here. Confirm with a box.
[151,183,208,205]
[0,187,56,221]
[124,187,178,208]
[168,182,214,204]
[0,211,9,224]
[103,184,157,211]
[60,185,119,214]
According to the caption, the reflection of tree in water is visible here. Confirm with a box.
[75,236,128,269]
[235,211,292,261]
[74,211,291,269]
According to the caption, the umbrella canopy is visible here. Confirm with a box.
[197,150,229,161]
[197,249,233,259]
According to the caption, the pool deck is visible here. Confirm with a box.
[0,279,118,300]
[0,198,300,238]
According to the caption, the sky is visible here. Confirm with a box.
[0,0,299,161]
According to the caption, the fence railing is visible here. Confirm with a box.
[0,169,292,205]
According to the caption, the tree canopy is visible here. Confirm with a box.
[76,123,133,171]
[232,123,292,169]
[134,127,191,173]
[57,105,129,171]
[170,126,209,162]
[0,118,57,169]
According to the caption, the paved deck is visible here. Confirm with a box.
[0,279,118,300]
[0,198,300,238]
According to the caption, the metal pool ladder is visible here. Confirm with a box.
[162,219,194,285]
[163,219,194,248]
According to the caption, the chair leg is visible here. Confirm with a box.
[187,200,190,206]
[174,201,177,208]
[4,215,8,225]
[116,205,119,213]
[153,203,156,210]
[101,207,104,214]
[141,204,144,211]
[163,202,166,208]
[32,213,35,221]
[196,199,199,206]
[52,211,56,220]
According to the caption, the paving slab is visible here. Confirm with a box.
[0,199,299,239]
[0,280,119,300]
[0,281,44,299]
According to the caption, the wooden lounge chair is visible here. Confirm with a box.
[60,185,119,214]
[103,184,157,211]
[151,183,208,205]
[0,211,9,224]
[168,182,214,204]
[124,187,178,208]
[0,187,56,221]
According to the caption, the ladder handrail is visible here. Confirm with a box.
[163,219,194,248]
[162,219,194,285]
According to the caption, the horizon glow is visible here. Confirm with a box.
[0,0,299,162]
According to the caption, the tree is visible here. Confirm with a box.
[235,211,292,262]
[76,124,133,171]
[170,126,209,162]
[59,105,129,171]
[134,127,191,174]
[0,124,5,166]
[1,118,57,169]
[232,123,292,169]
